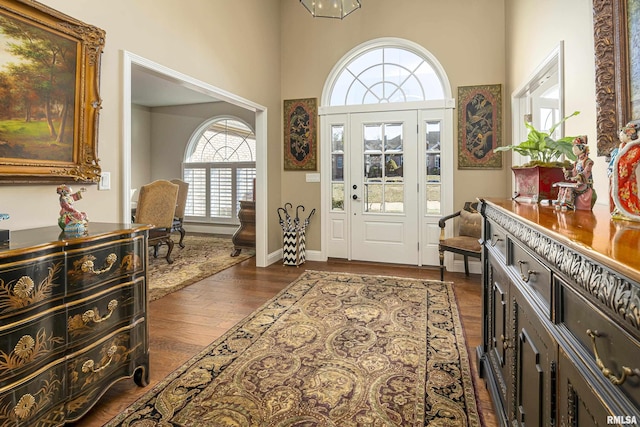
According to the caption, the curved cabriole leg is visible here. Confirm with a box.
[133,364,149,387]
[164,238,175,264]
[178,227,186,248]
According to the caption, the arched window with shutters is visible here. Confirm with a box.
[183,117,256,224]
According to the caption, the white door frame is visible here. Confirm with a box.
[319,100,454,266]
[121,50,269,267]
[511,42,565,182]
[349,110,419,264]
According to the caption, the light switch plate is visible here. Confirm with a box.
[99,172,111,190]
[306,173,320,183]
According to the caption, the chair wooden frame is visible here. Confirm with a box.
[438,202,482,281]
[135,180,179,263]
[170,179,189,248]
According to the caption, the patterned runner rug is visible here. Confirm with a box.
[148,234,254,301]
[107,271,481,426]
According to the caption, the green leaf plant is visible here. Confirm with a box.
[494,110,580,167]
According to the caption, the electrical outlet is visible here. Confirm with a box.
[99,172,111,190]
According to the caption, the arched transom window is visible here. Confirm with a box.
[183,117,256,223]
[329,46,445,106]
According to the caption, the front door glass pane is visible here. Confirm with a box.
[385,184,404,213]
[425,121,441,215]
[363,122,404,213]
[331,125,345,211]
[364,183,383,212]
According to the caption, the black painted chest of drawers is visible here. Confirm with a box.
[0,223,150,426]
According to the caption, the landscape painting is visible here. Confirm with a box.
[0,0,104,184]
[0,13,77,162]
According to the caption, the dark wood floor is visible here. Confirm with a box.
[73,257,498,426]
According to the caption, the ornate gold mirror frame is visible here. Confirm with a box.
[593,0,639,157]
[0,0,104,183]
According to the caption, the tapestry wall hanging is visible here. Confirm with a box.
[284,98,317,171]
[457,84,502,169]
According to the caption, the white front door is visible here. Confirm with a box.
[349,111,419,264]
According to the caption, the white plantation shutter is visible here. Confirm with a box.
[183,118,256,224]
[184,168,206,217]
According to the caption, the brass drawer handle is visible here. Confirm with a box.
[489,234,503,247]
[500,334,513,350]
[81,253,118,275]
[81,345,118,374]
[586,329,640,386]
[82,299,118,324]
[517,260,537,283]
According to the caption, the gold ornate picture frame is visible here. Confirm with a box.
[593,0,640,156]
[284,98,317,171]
[0,0,105,183]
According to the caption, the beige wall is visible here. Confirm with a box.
[147,102,256,180]
[280,0,507,250]
[0,0,283,254]
[131,105,152,193]
[505,0,604,201]
[0,0,609,258]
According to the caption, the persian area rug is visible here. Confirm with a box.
[147,234,254,301]
[106,271,481,426]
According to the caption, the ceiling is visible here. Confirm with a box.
[131,64,221,107]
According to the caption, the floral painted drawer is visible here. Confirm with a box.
[0,253,65,319]
[0,362,66,426]
[66,234,145,292]
[0,310,66,388]
[66,277,145,348]
[65,321,147,421]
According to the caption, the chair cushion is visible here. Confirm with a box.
[441,236,482,253]
[459,209,482,238]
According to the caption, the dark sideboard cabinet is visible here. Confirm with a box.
[0,224,150,425]
[478,199,640,427]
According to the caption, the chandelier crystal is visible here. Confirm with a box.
[300,0,361,19]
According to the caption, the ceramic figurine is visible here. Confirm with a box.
[611,121,640,222]
[552,136,596,211]
[609,122,640,216]
[57,185,88,232]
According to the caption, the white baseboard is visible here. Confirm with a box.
[450,259,482,275]
[185,224,236,235]
[265,248,325,267]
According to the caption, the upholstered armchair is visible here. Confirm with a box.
[438,201,482,280]
[135,180,179,264]
[170,179,189,248]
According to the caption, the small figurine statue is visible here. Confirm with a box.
[553,136,597,211]
[608,122,639,214]
[610,121,640,221]
[57,185,88,232]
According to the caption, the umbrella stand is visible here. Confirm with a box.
[280,203,313,266]
[282,229,306,266]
